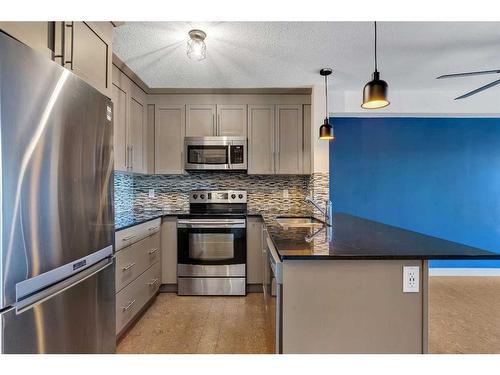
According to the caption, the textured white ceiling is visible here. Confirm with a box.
[113,22,500,95]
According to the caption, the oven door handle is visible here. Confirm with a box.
[178,222,246,229]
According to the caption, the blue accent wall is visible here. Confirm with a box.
[330,117,500,268]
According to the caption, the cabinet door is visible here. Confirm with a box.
[161,217,178,285]
[112,83,128,171]
[217,104,247,136]
[155,105,185,174]
[248,105,275,174]
[0,22,51,58]
[247,217,264,284]
[64,22,112,98]
[275,105,303,174]
[186,104,216,136]
[302,104,312,174]
[129,95,146,173]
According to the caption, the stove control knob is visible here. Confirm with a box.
[193,194,198,199]
[238,194,243,199]
[208,193,212,200]
[200,194,205,199]
[231,194,236,199]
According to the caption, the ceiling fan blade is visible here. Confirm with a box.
[454,78,500,100]
[437,69,500,79]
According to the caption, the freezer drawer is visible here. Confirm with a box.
[1,258,115,354]
[116,261,160,335]
[115,232,160,292]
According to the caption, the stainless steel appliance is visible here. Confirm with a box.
[184,136,247,171]
[0,32,115,353]
[177,190,247,295]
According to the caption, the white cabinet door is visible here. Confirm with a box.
[186,104,216,136]
[155,105,185,174]
[0,22,51,57]
[129,95,146,173]
[248,105,275,174]
[302,104,312,174]
[112,83,128,172]
[161,217,178,285]
[247,217,264,284]
[275,105,303,174]
[63,22,112,98]
[216,104,247,136]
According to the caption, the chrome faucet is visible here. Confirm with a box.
[304,196,332,226]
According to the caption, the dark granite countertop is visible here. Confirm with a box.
[115,210,500,261]
[115,210,189,231]
[264,212,500,261]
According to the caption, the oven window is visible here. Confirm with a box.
[187,145,228,164]
[189,233,234,260]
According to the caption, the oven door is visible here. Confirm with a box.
[177,218,246,277]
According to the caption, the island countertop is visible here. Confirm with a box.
[265,212,500,261]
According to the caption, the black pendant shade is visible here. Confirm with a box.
[361,22,390,109]
[361,71,389,109]
[319,68,335,141]
[319,117,334,140]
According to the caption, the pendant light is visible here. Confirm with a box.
[319,68,335,140]
[187,29,207,61]
[361,22,390,109]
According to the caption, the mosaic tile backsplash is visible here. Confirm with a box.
[114,171,329,220]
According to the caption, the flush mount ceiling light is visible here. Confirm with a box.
[187,29,207,61]
[319,68,335,141]
[361,22,390,109]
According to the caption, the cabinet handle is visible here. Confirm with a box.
[122,262,136,271]
[122,234,136,242]
[218,114,221,135]
[122,299,136,312]
[148,248,158,255]
[147,278,159,286]
[130,145,134,171]
[126,145,130,170]
[213,113,216,135]
[64,22,74,69]
[148,226,158,231]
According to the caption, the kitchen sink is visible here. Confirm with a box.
[275,216,325,228]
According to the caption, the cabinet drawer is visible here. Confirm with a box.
[115,218,161,251]
[116,261,161,335]
[115,231,160,292]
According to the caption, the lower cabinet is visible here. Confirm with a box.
[247,216,264,285]
[161,217,178,285]
[115,220,161,336]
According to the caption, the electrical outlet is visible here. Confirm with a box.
[283,189,289,199]
[148,189,155,198]
[403,266,420,293]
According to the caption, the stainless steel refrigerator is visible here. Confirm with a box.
[0,31,115,353]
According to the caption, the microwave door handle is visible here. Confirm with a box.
[228,144,232,169]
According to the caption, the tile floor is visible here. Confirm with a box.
[117,292,275,354]
[118,277,500,354]
[428,276,500,354]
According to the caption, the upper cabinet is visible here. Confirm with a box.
[248,105,275,174]
[55,22,112,98]
[186,104,215,137]
[248,104,308,175]
[112,65,148,173]
[155,105,185,174]
[217,105,247,137]
[186,104,247,137]
[275,105,303,174]
[0,22,52,58]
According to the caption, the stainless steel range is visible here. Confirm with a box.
[177,190,247,296]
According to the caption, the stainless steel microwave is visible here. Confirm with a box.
[184,136,247,171]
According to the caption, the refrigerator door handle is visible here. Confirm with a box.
[15,258,113,314]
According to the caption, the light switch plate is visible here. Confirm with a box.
[283,189,289,199]
[148,189,155,198]
[403,266,420,293]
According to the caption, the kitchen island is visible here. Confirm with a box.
[262,212,500,354]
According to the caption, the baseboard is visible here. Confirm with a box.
[429,268,500,277]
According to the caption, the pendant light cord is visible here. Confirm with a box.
[324,74,328,120]
[374,21,378,72]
